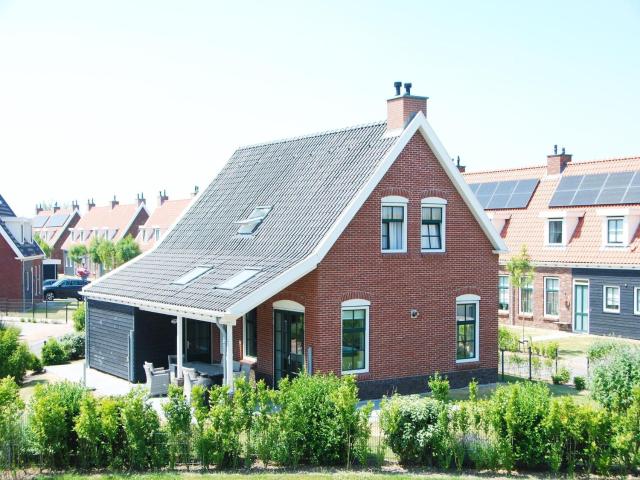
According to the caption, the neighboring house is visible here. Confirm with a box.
[83,85,506,398]
[136,191,193,253]
[464,150,640,339]
[32,202,81,277]
[0,194,45,303]
[61,195,149,278]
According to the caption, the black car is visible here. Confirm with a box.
[43,278,90,301]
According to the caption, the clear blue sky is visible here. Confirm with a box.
[1,0,639,216]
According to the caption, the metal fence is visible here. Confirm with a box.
[0,298,80,324]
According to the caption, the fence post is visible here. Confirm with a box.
[32,301,35,322]
[555,350,559,374]
[528,346,532,380]
[66,304,68,324]
[45,300,48,319]
[501,349,505,382]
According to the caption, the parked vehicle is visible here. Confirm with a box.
[42,279,58,288]
[43,278,90,301]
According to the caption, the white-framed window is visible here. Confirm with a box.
[520,277,533,315]
[547,219,563,245]
[635,287,640,316]
[381,196,407,253]
[243,308,258,359]
[341,299,370,374]
[544,277,560,317]
[154,228,161,241]
[498,275,510,312]
[607,217,624,245]
[421,197,446,252]
[603,285,621,313]
[456,294,480,362]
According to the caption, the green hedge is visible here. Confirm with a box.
[0,323,34,382]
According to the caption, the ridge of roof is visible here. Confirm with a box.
[236,120,387,150]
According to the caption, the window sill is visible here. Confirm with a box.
[381,250,407,254]
[498,309,510,316]
[456,358,479,365]
[421,249,446,254]
[543,315,560,322]
[518,313,534,319]
[603,309,620,314]
[342,369,368,375]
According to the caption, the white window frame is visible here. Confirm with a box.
[341,299,370,374]
[546,218,564,246]
[606,217,625,246]
[519,278,534,315]
[456,294,480,363]
[242,309,257,360]
[543,276,560,318]
[498,275,510,313]
[420,197,447,253]
[381,196,408,253]
[634,287,640,316]
[603,285,621,314]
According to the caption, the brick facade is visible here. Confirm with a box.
[498,266,573,331]
[0,235,43,302]
[235,132,499,397]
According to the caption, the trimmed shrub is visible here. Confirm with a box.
[75,395,124,469]
[27,381,87,468]
[612,385,640,472]
[72,303,85,332]
[428,372,450,402]
[498,326,520,352]
[41,338,68,365]
[120,388,165,470]
[59,332,85,360]
[574,376,586,391]
[0,324,33,383]
[590,345,640,410]
[162,385,192,467]
[552,367,571,385]
[380,394,449,465]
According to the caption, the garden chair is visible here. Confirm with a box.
[143,361,170,397]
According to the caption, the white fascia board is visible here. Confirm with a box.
[18,254,45,261]
[539,210,584,219]
[0,225,24,258]
[227,113,507,317]
[502,259,640,271]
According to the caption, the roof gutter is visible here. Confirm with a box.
[499,260,640,271]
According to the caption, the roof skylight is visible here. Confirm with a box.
[217,269,260,290]
[236,206,271,235]
[172,266,212,286]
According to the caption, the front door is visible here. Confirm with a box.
[185,319,211,362]
[574,281,589,333]
[274,309,304,384]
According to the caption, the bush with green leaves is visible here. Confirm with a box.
[498,326,520,352]
[587,339,623,362]
[552,366,571,385]
[590,345,640,410]
[72,303,85,332]
[612,385,640,472]
[41,338,68,365]
[59,332,85,360]
[0,376,25,469]
[27,381,87,468]
[0,323,33,383]
[120,388,165,470]
[162,385,192,467]
[380,394,449,465]
[428,372,450,402]
[574,376,586,391]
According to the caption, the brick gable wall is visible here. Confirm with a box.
[240,132,499,397]
[0,234,23,300]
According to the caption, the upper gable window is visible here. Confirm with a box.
[421,197,447,252]
[172,266,212,285]
[381,196,407,253]
[236,206,272,235]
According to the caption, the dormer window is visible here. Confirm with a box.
[597,208,640,248]
[548,219,563,245]
[607,217,623,245]
[236,206,271,235]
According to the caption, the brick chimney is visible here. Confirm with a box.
[87,198,95,211]
[158,190,168,206]
[386,81,428,131]
[136,192,146,207]
[52,202,60,213]
[111,195,119,209]
[547,145,572,175]
[71,200,79,211]
[35,204,43,215]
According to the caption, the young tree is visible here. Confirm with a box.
[88,237,102,265]
[34,233,51,258]
[68,244,88,265]
[505,245,534,342]
[96,239,116,272]
[115,234,141,266]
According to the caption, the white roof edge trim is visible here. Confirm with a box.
[499,260,640,271]
[226,112,506,318]
[0,225,25,258]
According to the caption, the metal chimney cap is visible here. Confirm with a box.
[393,81,402,96]
[403,82,412,95]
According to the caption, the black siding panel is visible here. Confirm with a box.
[133,310,176,383]
[573,269,640,339]
[87,300,134,380]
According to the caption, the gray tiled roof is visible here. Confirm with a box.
[87,121,398,313]
[0,194,44,258]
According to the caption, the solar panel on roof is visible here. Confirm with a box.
[549,171,640,207]
[47,213,69,228]
[31,216,48,228]
[468,178,539,210]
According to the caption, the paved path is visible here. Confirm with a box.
[4,319,74,355]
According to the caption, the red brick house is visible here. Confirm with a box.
[0,194,45,304]
[464,150,640,339]
[83,85,506,397]
[136,191,193,253]
[61,196,149,278]
[32,202,81,276]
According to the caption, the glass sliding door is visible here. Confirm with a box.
[274,309,304,385]
[185,319,211,363]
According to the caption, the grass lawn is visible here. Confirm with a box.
[33,472,553,480]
